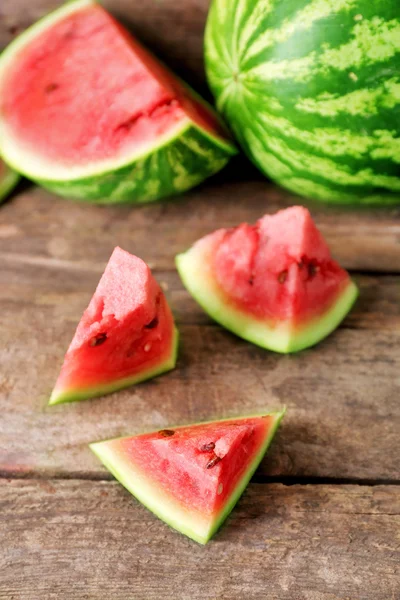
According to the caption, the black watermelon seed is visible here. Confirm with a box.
[200,442,215,452]
[277,270,288,284]
[45,83,59,94]
[145,317,159,329]
[158,429,175,437]
[308,263,319,278]
[89,333,107,347]
[206,455,222,469]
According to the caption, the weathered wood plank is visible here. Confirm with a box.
[1,181,400,273]
[1,260,399,480]
[1,257,400,330]
[0,479,398,599]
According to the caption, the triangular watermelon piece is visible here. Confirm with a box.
[49,247,178,405]
[90,410,285,544]
[176,206,358,353]
[0,0,236,204]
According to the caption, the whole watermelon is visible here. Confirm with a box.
[205,0,400,204]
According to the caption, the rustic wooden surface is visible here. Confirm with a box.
[1,254,400,482]
[1,479,399,599]
[1,2,400,599]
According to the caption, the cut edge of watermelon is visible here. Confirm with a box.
[48,326,179,405]
[89,409,285,544]
[176,246,358,354]
[0,0,237,183]
[0,162,19,202]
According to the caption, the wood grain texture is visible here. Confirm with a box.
[1,178,400,273]
[0,479,399,599]
[1,256,399,481]
[1,256,400,329]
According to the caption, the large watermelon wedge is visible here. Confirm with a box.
[0,158,19,203]
[90,410,285,544]
[176,206,358,353]
[49,247,178,405]
[0,0,236,204]
[205,0,400,205]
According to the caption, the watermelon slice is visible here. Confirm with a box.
[0,158,19,203]
[0,0,236,204]
[49,247,178,405]
[176,206,358,353]
[90,410,285,544]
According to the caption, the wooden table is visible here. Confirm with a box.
[1,2,399,598]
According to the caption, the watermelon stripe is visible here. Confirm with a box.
[242,0,359,65]
[236,96,400,202]
[254,119,400,190]
[230,0,255,66]
[205,0,400,204]
[237,0,275,57]
[5,122,235,204]
[244,74,400,138]
[242,1,400,67]
[295,78,400,118]
[209,0,235,68]
[246,17,400,82]
[238,0,314,63]
[243,126,400,203]
[240,87,400,169]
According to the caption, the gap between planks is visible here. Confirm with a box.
[1,470,399,486]
[1,251,400,276]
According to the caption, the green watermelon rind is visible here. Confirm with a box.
[176,246,358,353]
[0,0,237,204]
[48,327,179,405]
[0,163,19,203]
[204,0,400,205]
[32,123,236,204]
[89,409,285,544]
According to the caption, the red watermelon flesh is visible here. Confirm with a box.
[212,206,348,322]
[176,206,358,353]
[49,247,178,404]
[90,410,285,544]
[1,2,226,167]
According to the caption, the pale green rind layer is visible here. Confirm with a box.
[176,247,358,353]
[204,409,285,542]
[0,0,236,203]
[49,328,179,405]
[34,123,236,204]
[205,0,400,204]
[0,163,19,203]
[89,409,285,544]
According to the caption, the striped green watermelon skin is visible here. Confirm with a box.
[32,124,234,204]
[205,0,400,204]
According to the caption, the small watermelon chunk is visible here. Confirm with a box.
[90,410,285,544]
[0,158,19,203]
[0,0,236,203]
[176,206,358,353]
[49,247,178,405]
